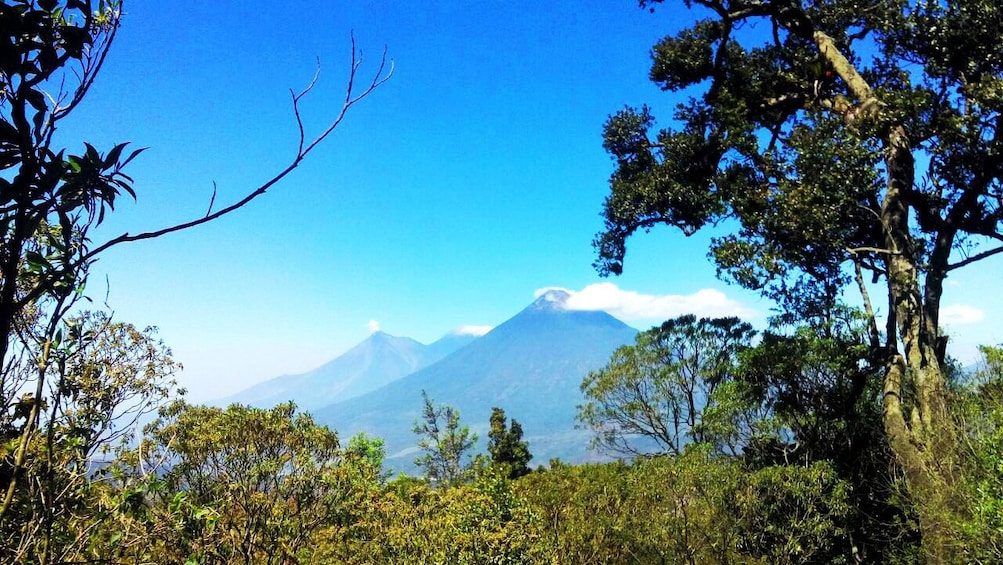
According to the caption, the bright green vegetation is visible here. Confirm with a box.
[2,1,1003,564]
[413,390,479,486]
[592,0,1003,561]
[5,308,1002,563]
[488,406,532,480]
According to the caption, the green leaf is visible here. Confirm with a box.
[24,250,50,272]
[103,142,128,169]
[120,146,147,168]
[84,142,99,162]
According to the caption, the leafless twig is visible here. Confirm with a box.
[84,35,393,261]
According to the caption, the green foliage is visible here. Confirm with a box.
[488,407,532,479]
[413,390,478,486]
[735,463,853,564]
[134,401,359,565]
[578,306,918,561]
[519,460,658,564]
[320,469,545,565]
[737,310,919,562]
[0,311,179,564]
[517,449,854,564]
[950,346,1003,561]
[595,1,1003,558]
[738,308,881,464]
[578,314,755,455]
[345,431,391,485]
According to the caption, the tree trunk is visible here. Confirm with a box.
[880,125,959,564]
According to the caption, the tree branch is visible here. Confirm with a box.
[812,31,883,122]
[850,252,882,351]
[83,38,393,262]
[846,246,897,255]
[947,244,1003,271]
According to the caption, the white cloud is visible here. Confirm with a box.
[366,319,381,333]
[453,325,493,336]
[535,282,758,322]
[940,304,985,326]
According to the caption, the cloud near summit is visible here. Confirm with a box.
[453,325,493,336]
[534,283,757,323]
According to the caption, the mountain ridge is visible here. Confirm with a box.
[312,292,637,470]
[215,330,478,411]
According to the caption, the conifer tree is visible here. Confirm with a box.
[488,407,532,479]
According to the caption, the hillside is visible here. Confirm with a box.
[312,290,637,470]
[216,331,478,411]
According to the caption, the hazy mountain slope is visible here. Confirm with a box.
[312,290,637,469]
[217,331,476,411]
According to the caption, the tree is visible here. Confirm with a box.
[950,345,1003,562]
[737,309,919,561]
[577,315,755,456]
[321,471,544,565]
[487,407,532,479]
[413,391,477,485]
[517,450,854,564]
[0,0,389,545]
[0,311,179,564]
[594,1,1001,559]
[739,310,880,466]
[345,431,391,485]
[136,401,354,565]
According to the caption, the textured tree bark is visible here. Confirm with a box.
[881,124,958,565]
[809,28,960,561]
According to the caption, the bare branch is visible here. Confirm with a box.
[206,181,217,218]
[947,244,1003,271]
[850,252,882,351]
[83,39,393,261]
[291,57,322,156]
[846,246,897,255]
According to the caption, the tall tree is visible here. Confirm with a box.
[0,311,179,564]
[0,0,389,540]
[487,407,532,479]
[578,315,755,456]
[594,1,1002,559]
[412,391,477,486]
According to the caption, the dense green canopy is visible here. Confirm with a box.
[594,1,1002,561]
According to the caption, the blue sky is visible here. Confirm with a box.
[55,1,1000,400]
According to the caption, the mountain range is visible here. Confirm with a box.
[216,331,479,411]
[219,289,639,470]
